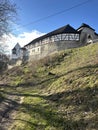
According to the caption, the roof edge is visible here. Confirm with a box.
[25,24,78,47]
[77,23,95,31]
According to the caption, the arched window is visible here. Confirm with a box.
[87,35,92,43]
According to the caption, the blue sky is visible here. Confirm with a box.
[13,0,98,33]
[5,0,98,53]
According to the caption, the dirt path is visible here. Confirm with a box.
[0,84,24,130]
[0,97,18,130]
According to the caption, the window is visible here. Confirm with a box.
[87,35,92,43]
[12,48,16,54]
[38,48,39,51]
[32,49,35,52]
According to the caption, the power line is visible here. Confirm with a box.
[12,0,93,31]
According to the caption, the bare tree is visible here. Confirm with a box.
[0,0,17,38]
[0,43,9,54]
[0,0,17,70]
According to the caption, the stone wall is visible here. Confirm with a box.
[28,40,80,61]
[79,27,98,45]
[11,22,98,63]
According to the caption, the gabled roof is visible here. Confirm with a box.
[21,47,27,50]
[95,32,98,36]
[12,43,21,50]
[77,23,95,31]
[25,24,78,47]
[47,24,78,35]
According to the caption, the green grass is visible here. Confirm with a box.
[0,43,98,130]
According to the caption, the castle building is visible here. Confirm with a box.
[12,23,98,61]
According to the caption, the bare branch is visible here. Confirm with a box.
[0,0,17,37]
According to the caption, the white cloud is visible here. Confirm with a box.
[1,30,45,54]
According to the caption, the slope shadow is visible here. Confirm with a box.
[13,63,98,88]
[0,63,98,129]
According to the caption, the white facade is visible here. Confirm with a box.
[11,23,98,62]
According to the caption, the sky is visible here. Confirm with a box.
[3,0,98,54]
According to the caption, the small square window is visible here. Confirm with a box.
[38,48,39,51]
[32,49,35,52]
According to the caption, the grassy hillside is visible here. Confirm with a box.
[0,43,98,130]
